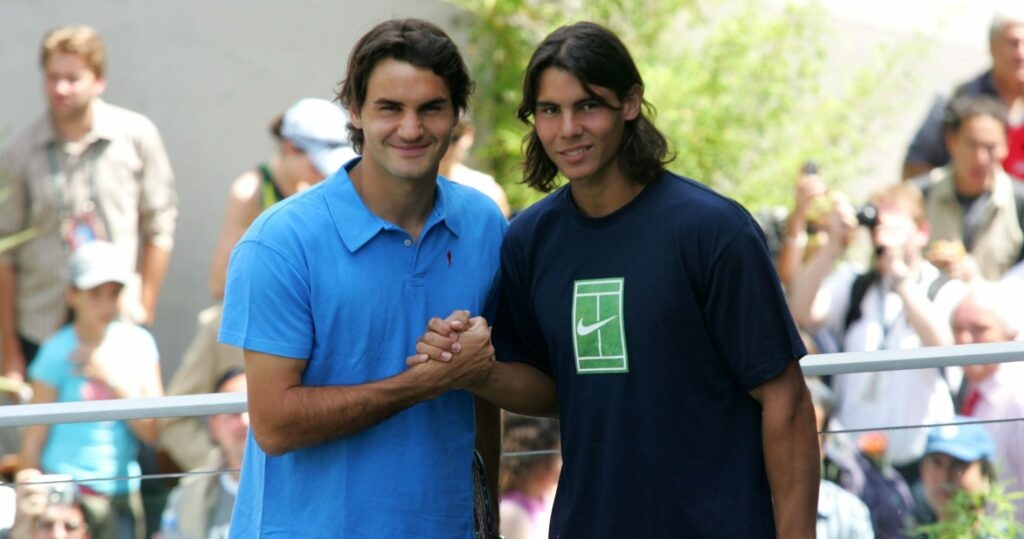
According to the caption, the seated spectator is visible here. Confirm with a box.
[17,242,163,539]
[917,418,1010,535]
[788,184,964,480]
[912,95,1024,282]
[159,305,243,472]
[8,474,90,539]
[208,98,355,299]
[499,414,560,539]
[950,280,1024,521]
[438,117,511,217]
[806,377,875,539]
[30,487,90,539]
[902,8,1024,180]
[160,368,247,539]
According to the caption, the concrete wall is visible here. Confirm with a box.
[0,0,1003,380]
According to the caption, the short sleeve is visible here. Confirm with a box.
[28,334,69,388]
[219,239,313,359]
[492,239,552,376]
[704,221,806,391]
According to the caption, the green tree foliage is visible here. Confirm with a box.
[913,478,1023,538]
[446,0,922,212]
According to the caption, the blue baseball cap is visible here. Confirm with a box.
[924,417,996,462]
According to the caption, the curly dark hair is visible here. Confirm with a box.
[517,21,674,192]
[335,18,474,153]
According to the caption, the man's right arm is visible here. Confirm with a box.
[0,265,24,380]
[410,315,558,417]
[246,335,496,456]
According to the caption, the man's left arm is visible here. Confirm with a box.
[135,120,178,325]
[749,360,819,539]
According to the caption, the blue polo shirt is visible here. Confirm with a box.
[219,159,506,538]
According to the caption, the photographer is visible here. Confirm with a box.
[788,184,964,484]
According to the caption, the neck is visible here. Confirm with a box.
[74,319,107,346]
[569,174,645,218]
[51,104,95,142]
[992,69,1024,104]
[267,156,305,197]
[349,162,436,241]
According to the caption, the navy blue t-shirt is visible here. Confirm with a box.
[493,172,807,537]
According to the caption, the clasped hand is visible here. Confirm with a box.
[406,310,495,392]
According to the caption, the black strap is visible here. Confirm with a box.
[843,271,879,333]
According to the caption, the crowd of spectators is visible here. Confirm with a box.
[1,6,1024,538]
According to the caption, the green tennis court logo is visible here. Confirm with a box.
[572,278,628,374]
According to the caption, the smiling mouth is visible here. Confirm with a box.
[560,145,591,157]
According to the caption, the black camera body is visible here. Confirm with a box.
[857,204,879,230]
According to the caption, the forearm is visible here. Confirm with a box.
[19,424,48,470]
[761,377,819,538]
[895,282,953,347]
[786,243,841,328]
[0,265,24,374]
[128,418,159,445]
[470,361,557,417]
[252,368,441,456]
[139,242,172,324]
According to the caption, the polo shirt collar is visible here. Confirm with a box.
[326,160,461,253]
[32,98,116,148]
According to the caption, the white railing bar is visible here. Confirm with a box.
[0,392,246,428]
[0,341,1021,427]
[800,341,1024,377]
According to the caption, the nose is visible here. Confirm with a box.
[559,111,581,138]
[397,111,423,140]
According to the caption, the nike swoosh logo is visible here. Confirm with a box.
[576,316,617,336]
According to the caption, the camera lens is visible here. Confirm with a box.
[856,204,879,229]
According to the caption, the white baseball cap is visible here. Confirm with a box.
[69,241,132,290]
[279,98,356,177]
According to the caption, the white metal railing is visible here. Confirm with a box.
[0,341,1021,427]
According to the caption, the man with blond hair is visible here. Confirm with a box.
[0,25,177,384]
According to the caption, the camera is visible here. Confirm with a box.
[856,204,879,230]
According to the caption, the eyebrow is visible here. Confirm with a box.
[371,97,450,109]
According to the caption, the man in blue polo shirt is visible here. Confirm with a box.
[218,19,506,537]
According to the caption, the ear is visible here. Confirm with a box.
[348,104,363,130]
[623,85,642,122]
[93,77,107,98]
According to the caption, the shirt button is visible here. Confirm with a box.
[403,239,412,247]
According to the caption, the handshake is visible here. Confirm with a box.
[404,310,497,397]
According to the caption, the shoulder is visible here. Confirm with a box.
[108,322,158,349]
[227,169,262,213]
[439,178,507,229]
[96,101,163,141]
[1,114,49,164]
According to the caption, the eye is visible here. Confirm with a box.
[579,101,601,112]
[537,105,558,116]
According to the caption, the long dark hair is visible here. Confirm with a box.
[335,18,474,153]
[517,21,673,192]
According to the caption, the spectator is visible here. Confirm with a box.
[0,25,177,384]
[17,241,163,539]
[918,418,1000,530]
[158,305,243,472]
[10,475,90,539]
[913,95,1024,282]
[207,98,355,300]
[499,413,560,539]
[903,7,1024,179]
[950,281,1024,521]
[218,19,506,536]
[806,378,875,539]
[160,368,247,539]
[788,184,963,481]
[438,117,512,217]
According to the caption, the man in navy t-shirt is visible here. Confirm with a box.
[410,21,819,538]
